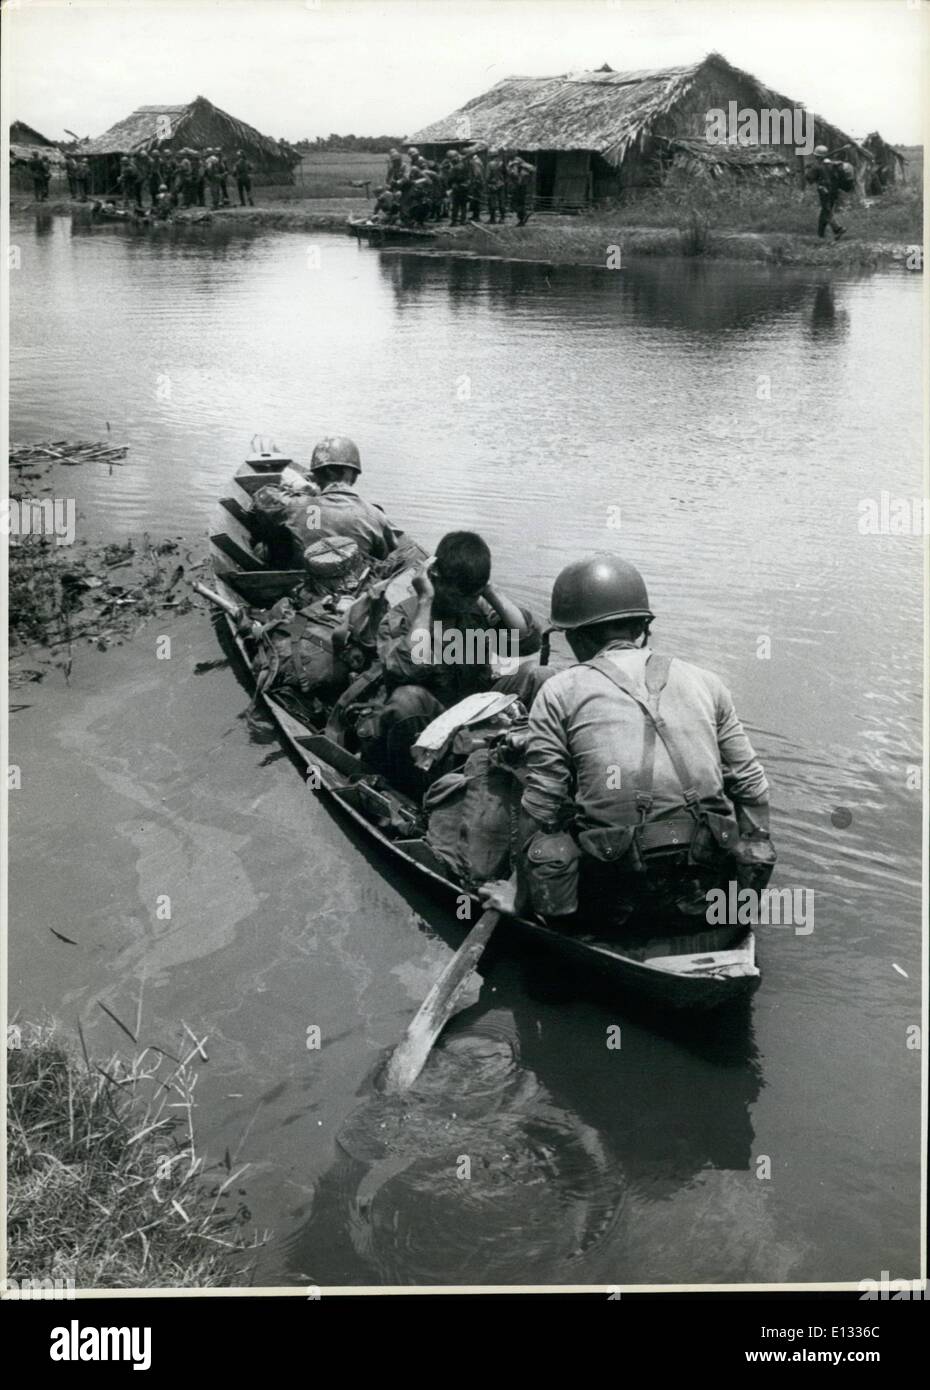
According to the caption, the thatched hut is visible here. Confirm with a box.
[861,132,908,194]
[79,95,297,194]
[409,52,870,210]
[9,120,66,194]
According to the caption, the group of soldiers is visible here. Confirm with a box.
[371,145,537,228]
[252,437,776,937]
[57,146,257,218]
[105,147,256,217]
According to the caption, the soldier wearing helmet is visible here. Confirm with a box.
[805,144,847,239]
[485,148,507,224]
[480,553,774,932]
[286,436,406,564]
[386,148,405,183]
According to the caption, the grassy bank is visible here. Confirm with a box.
[433,219,919,269]
[8,1025,264,1289]
[433,167,923,269]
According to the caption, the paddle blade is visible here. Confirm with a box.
[383,910,500,1094]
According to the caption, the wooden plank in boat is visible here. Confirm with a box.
[210,509,261,567]
[210,533,262,572]
[294,732,365,779]
[220,495,253,527]
[245,452,292,470]
[225,569,305,604]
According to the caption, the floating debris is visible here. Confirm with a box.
[10,440,128,467]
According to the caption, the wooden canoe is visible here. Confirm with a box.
[207,457,762,1012]
[348,218,437,246]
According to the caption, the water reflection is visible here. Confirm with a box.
[287,972,760,1285]
[808,280,850,338]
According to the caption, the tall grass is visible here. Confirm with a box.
[594,163,922,240]
[7,1025,266,1289]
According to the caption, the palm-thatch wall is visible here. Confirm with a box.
[861,132,908,194]
[410,52,871,209]
[79,95,297,194]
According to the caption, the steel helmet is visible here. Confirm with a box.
[550,554,654,630]
[813,145,828,157]
[309,436,361,476]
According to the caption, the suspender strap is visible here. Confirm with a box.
[585,654,702,811]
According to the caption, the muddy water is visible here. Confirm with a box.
[8,215,923,1286]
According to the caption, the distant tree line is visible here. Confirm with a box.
[294,135,406,153]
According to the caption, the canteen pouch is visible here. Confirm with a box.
[689,809,741,869]
[524,831,581,917]
[576,825,643,873]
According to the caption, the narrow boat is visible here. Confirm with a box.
[348,217,437,246]
[205,449,761,1012]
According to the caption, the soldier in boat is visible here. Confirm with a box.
[356,531,551,796]
[286,436,407,565]
[371,184,399,223]
[154,184,173,220]
[480,554,776,934]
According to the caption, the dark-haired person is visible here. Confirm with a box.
[480,554,774,934]
[358,531,549,794]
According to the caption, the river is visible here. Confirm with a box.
[8,213,924,1288]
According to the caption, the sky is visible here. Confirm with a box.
[4,0,927,147]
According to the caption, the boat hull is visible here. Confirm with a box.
[207,468,761,1013]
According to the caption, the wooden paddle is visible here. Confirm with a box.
[383,909,500,1093]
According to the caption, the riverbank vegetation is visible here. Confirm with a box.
[435,163,922,268]
[9,441,200,681]
[8,1024,265,1289]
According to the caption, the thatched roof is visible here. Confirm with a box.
[861,132,907,169]
[410,53,868,169]
[10,120,57,147]
[80,95,295,167]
